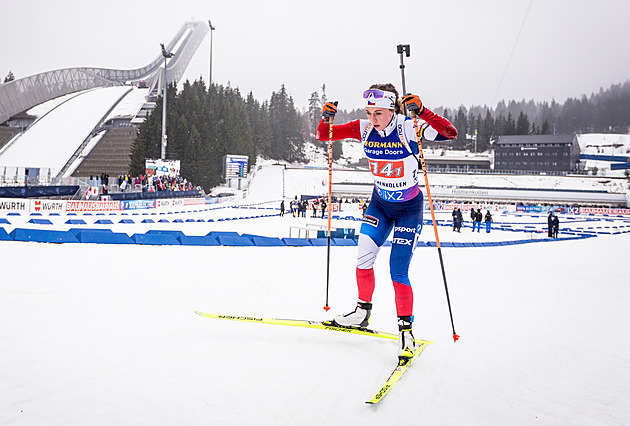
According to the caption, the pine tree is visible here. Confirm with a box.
[516,111,530,135]
[183,125,209,187]
[269,85,306,162]
[541,120,551,134]
[308,91,322,134]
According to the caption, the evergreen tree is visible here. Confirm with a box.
[541,120,551,134]
[452,106,468,148]
[268,85,306,162]
[308,91,322,134]
[183,124,209,187]
[516,111,531,135]
[246,92,272,157]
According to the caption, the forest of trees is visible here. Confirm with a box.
[130,80,307,191]
[130,79,630,190]
[439,81,630,152]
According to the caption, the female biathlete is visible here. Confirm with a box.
[316,83,457,358]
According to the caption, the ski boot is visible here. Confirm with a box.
[332,301,372,328]
[398,316,416,359]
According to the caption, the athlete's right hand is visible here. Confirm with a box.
[322,101,338,121]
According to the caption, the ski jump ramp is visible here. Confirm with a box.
[0,21,208,178]
[0,21,208,125]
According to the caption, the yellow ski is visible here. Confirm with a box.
[195,311,433,345]
[366,343,429,404]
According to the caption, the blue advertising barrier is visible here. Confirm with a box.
[207,231,240,238]
[28,219,53,225]
[11,228,78,243]
[0,228,11,240]
[132,233,182,245]
[309,238,335,246]
[178,235,220,246]
[282,238,312,246]
[249,236,285,246]
[332,238,357,246]
[217,235,255,246]
[120,199,157,210]
[77,230,135,244]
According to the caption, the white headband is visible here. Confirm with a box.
[363,89,396,110]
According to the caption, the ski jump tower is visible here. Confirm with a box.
[0,21,209,125]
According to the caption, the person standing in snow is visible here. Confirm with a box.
[547,211,554,238]
[455,208,463,232]
[316,83,457,358]
[552,214,560,238]
[485,210,493,233]
[280,200,285,217]
[473,208,482,232]
[291,198,298,217]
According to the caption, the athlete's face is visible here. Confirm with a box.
[365,107,395,130]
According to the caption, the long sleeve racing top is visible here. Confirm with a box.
[316,108,457,202]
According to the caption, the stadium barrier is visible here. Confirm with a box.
[0,225,600,247]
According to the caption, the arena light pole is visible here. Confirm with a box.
[160,43,175,160]
[208,21,215,86]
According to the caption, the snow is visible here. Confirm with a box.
[578,133,630,177]
[1,166,630,425]
[0,86,147,173]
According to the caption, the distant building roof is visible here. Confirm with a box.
[496,135,576,145]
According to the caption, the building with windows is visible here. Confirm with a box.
[423,154,492,172]
[494,135,580,173]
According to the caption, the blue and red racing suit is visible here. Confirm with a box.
[317,109,456,316]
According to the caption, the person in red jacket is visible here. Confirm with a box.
[316,83,457,358]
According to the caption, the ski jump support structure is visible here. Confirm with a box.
[0,21,209,126]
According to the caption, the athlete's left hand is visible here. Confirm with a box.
[402,94,425,116]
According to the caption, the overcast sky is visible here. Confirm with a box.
[3,0,630,113]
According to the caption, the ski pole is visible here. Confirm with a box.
[324,109,335,312]
[412,116,460,342]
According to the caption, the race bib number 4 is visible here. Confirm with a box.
[369,160,404,178]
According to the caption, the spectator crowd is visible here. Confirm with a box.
[87,173,202,198]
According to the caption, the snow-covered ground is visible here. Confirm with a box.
[578,133,630,177]
[0,86,148,174]
[1,163,630,425]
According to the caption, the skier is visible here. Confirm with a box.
[316,83,457,358]
[280,200,285,217]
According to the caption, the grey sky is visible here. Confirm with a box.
[3,0,630,112]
